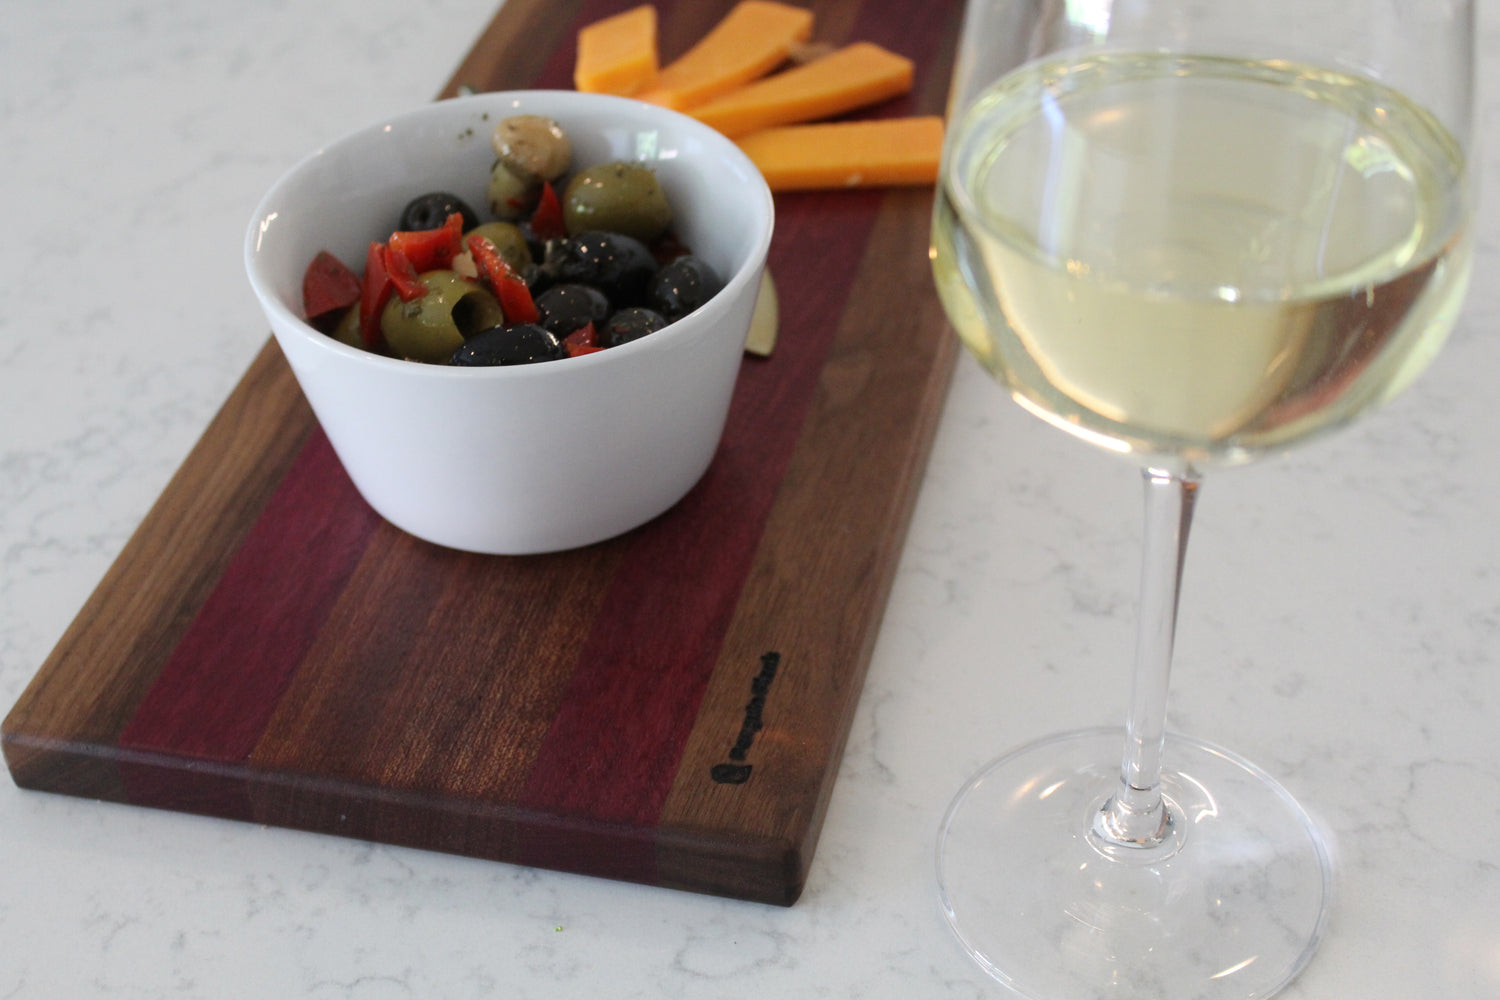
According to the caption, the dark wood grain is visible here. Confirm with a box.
[2,0,960,905]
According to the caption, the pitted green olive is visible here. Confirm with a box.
[562,161,672,242]
[330,304,363,348]
[380,270,505,363]
[486,159,539,220]
[466,221,533,273]
[491,114,571,182]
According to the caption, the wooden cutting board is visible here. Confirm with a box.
[2,0,961,905]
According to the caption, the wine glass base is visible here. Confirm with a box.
[937,727,1333,1000]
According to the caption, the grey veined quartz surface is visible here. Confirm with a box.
[1,2,1497,998]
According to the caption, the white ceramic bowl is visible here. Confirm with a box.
[245,91,774,554]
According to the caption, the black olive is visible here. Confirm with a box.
[541,230,657,304]
[399,191,480,232]
[601,307,667,347]
[449,323,562,366]
[647,255,722,323]
[535,283,611,337]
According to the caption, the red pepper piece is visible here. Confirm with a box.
[530,181,566,241]
[384,243,428,302]
[388,211,464,272]
[466,233,540,325]
[303,250,361,323]
[359,241,393,349]
[562,322,603,357]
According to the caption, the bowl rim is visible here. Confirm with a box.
[244,89,775,380]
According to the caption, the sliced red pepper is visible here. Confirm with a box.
[562,322,597,349]
[562,322,603,357]
[359,241,393,349]
[388,211,464,272]
[384,243,428,302]
[530,180,566,241]
[466,233,539,325]
[303,250,361,324]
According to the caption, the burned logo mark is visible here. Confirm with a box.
[710,651,781,785]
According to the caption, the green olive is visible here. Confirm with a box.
[487,160,539,220]
[562,161,672,242]
[491,114,571,182]
[329,304,363,348]
[380,270,505,363]
[466,221,533,273]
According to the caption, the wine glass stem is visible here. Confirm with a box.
[1096,466,1200,849]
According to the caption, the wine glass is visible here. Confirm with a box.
[929,1,1476,997]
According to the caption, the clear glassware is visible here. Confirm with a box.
[929,2,1476,997]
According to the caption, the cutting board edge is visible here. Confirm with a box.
[2,733,814,905]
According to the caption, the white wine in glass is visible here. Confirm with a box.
[930,3,1474,999]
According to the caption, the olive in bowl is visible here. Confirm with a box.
[245,90,774,555]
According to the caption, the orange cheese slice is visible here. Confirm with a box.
[687,42,914,138]
[636,0,815,111]
[574,5,659,96]
[735,117,946,191]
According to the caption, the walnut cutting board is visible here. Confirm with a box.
[2,0,961,905]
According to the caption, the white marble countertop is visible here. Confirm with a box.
[2,1,1496,997]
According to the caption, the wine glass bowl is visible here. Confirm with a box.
[930,2,1474,997]
[934,50,1473,470]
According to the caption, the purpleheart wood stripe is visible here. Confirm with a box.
[115,429,380,815]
